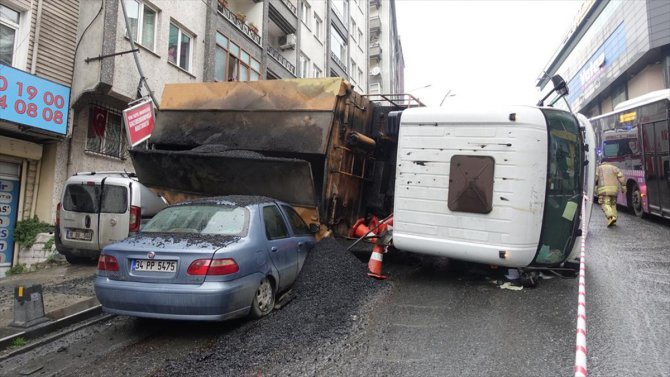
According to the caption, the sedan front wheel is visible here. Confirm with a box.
[250,277,275,318]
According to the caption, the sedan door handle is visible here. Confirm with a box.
[271,247,278,252]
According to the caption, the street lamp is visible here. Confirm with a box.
[440,89,455,106]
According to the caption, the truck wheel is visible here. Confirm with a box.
[249,277,275,318]
[628,184,644,218]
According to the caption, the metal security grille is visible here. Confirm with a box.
[85,104,127,159]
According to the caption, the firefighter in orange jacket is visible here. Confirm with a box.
[595,161,626,227]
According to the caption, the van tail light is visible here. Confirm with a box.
[187,258,239,276]
[56,202,61,226]
[97,254,119,271]
[129,205,141,232]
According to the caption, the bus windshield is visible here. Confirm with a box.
[534,109,583,265]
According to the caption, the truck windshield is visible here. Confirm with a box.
[533,109,583,265]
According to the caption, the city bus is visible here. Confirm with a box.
[590,89,670,219]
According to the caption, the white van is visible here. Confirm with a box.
[55,172,168,263]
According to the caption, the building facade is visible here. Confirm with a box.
[368,0,404,95]
[538,0,670,116]
[0,0,79,271]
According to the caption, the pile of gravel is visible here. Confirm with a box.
[158,237,390,376]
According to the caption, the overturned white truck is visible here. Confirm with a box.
[391,78,596,280]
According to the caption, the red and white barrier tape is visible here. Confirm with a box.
[574,195,588,377]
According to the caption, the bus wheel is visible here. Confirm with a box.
[628,184,644,218]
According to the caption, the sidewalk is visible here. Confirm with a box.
[0,259,98,340]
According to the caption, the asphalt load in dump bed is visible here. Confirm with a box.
[157,238,389,377]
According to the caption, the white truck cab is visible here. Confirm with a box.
[56,172,167,263]
[392,105,595,270]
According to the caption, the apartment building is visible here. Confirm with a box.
[538,0,670,115]
[368,0,404,95]
[0,0,79,271]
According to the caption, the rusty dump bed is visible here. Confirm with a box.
[130,78,375,232]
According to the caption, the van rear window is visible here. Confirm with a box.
[63,184,128,214]
[63,185,99,213]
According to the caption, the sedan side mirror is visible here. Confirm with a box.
[309,223,320,234]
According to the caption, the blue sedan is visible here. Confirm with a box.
[94,196,316,321]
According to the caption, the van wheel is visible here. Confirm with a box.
[628,184,644,218]
[249,277,275,318]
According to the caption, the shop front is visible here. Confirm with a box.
[0,63,71,273]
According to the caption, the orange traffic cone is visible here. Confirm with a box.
[367,244,388,279]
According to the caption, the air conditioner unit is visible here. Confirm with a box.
[279,33,297,50]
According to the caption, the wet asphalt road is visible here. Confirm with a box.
[323,211,670,377]
[1,211,668,377]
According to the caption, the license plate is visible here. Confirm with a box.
[132,259,177,273]
[66,229,93,241]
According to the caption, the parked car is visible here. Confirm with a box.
[55,172,168,264]
[94,195,317,321]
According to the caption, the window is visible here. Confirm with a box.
[281,205,311,236]
[313,64,322,78]
[611,83,627,109]
[357,67,363,85]
[314,14,322,40]
[300,1,311,28]
[330,27,346,64]
[168,22,193,71]
[0,4,20,66]
[350,20,357,43]
[332,0,347,21]
[215,32,260,82]
[125,0,157,50]
[447,155,495,214]
[357,28,363,47]
[534,109,582,265]
[350,59,357,82]
[143,205,249,236]
[299,53,310,78]
[263,205,289,240]
[86,106,126,159]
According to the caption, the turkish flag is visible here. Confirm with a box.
[91,106,107,138]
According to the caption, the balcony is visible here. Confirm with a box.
[369,15,381,35]
[267,45,296,76]
[369,42,382,60]
[330,51,347,74]
[217,3,262,46]
[280,0,297,16]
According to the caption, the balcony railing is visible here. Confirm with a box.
[217,5,262,46]
[267,45,296,75]
[281,0,297,16]
[330,51,347,73]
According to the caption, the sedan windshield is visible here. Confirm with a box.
[142,205,249,236]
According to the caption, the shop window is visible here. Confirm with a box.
[0,4,20,66]
[125,0,157,50]
[168,22,193,71]
[214,32,260,82]
[86,106,126,159]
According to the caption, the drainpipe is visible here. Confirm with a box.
[30,0,44,74]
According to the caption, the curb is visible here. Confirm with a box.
[0,302,111,358]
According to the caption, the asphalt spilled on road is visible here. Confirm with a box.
[156,237,390,377]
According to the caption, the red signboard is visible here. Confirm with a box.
[123,99,155,147]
